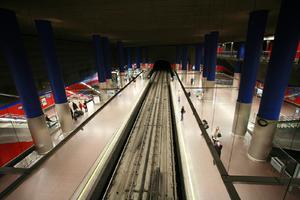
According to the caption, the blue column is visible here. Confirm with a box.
[257,2,300,120]
[249,0,300,161]
[195,43,202,71]
[127,47,132,69]
[35,20,73,133]
[237,42,245,60]
[0,9,52,154]
[136,47,141,69]
[35,20,67,104]
[207,31,219,81]
[234,42,244,73]
[144,47,148,64]
[181,46,188,70]
[203,34,210,78]
[237,11,268,104]
[232,10,268,137]
[0,10,42,119]
[92,35,106,83]
[102,37,112,80]
[175,46,181,64]
[200,46,204,66]
[117,41,125,72]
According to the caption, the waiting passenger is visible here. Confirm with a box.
[213,141,223,165]
[180,106,186,121]
[83,101,88,112]
[70,108,74,120]
[212,126,222,140]
[190,78,194,85]
[202,119,209,129]
[79,102,84,111]
[72,102,78,111]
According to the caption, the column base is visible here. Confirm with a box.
[55,102,73,133]
[119,72,126,87]
[99,82,108,101]
[202,77,207,88]
[232,102,252,136]
[27,115,53,154]
[93,95,101,104]
[106,79,113,88]
[99,91,108,102]
[233,73,241,87]
[99,82,106,90]
[119,72,126,77]
[248,116,277,161]
[206,80,215,87]
[204,80,215,100]
[234,73,241,79]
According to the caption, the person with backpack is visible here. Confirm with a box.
[72,102,78,111]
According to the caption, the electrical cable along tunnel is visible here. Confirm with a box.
[77,61,186,200]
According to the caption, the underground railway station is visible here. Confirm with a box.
[0,0,300,199]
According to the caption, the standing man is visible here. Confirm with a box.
[181,106,186,121]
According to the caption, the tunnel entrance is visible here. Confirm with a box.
[149,60,174,77]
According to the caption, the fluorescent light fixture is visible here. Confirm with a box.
[0,117,26,123]
[80,82,101,95]
[264,36,274,41]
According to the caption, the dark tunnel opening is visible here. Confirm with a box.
[149,60,174,77]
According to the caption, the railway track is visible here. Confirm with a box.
[103,71,178,199]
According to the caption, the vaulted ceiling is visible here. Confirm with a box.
[0,0,281,46]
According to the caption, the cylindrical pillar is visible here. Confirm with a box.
[207,31,219,82]
[93,35,106,89]
[0,9,53,154]
[136,47,141,70]
[127,47,132,69]
[234,43,244,86]
[181,46,188,71]
[232,10,268,137]
[117,41,125,87]
[175,46,181,71]
[127,47,133,78]
[203,32,218,100]
[102,37,112,86]
[248,0,300,161]
[117,41,125,73]
[237,42,245,60]
[35,20,73,133]
[195,43,202,71]
[203,34,210,79]
[144,47,149,69]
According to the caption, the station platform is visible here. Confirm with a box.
[5,74,149,200]
[170,77,230,199]
[177,70,299,200]
[2,70,299,200]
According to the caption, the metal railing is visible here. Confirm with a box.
[218,51,300,63]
